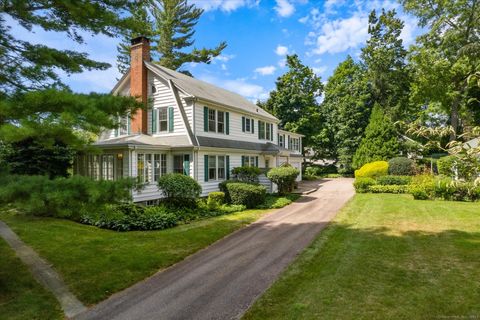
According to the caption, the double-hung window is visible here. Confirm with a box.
[245,118,251,132]
[218,156,225,180]
[259,121,265,139]
[159,107,168,132]
[153,154,166,181]
[243,156,256,167]
[266,123,271,140]
[208,109,216,132]
[139,153,165,183]
[279,134,284,147]
[217,111,225,133]
[102,155,114,181]
[208,155,217,180]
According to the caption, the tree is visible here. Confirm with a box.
[352,104,400,169]
[321,56,373,173]
[0,0,137,93]
[260,54,324,154]
[401,0,480,140]
[361,9,411,119]
[116,0,227,75]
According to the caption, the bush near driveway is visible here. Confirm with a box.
[226,183,266,208]
[267,166,299,195]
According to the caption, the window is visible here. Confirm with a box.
[243,156,256,167]
[259,121,265,139]
[159,107,168,132]
[161,154,167,175]
[245,118,251,132]
[217,111,225,133]
[102,155,114,180]
[92,155,100,180]
[265,159,270,169]
[154,154,161,181]
[266,122,271,140]
[208,109,216,132]
[208,155,217,180]
[290,138,300,151]
[218,156,225,180]
[137,154,145,183]
[174,155,183,174]
[279,134,284,147]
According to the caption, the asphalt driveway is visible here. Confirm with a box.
[76,178,354,320]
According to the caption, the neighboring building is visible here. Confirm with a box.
[74,37,303,203]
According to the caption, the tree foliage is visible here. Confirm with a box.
[259,54,324,153]
[117,0,227,75]
[0,0,137,93]
[321,56,372,172]
[352,104,400,169]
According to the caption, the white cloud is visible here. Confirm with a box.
[254,65,276,75]
[221,64,228,71]
[278,59,287,68]
[213,54,236,62]
[312,66,327,75]
[191,0,259,12]
[311,14,369,55]
[275,45,289,56]
[274,0,295,17]
[198,74,268,101]
[298,16,308,24]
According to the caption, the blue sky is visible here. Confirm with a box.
[9,0,423,101]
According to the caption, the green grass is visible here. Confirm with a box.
[0,208,269,305]
[0,238,62,320]
[259,194,301,209]
[244,194,480,320]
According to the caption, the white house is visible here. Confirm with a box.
[74,37,303,203]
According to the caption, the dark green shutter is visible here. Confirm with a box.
[204,155,209,181]
[168,107,174,132]
[151,109,157,133]
[255,156,259,167]
[242,116,245,132]
[226,112,230,135]
[204,106,208,132]
[226,156,230,180]
[241,156,245,167]
[183,154,190,176]
[252,119,254,134]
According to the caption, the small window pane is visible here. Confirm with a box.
[159,107,168,132]
[209,109,216,132]
[154,154,160,181]
[217,111,224,133]
[259,121,265,139]
[218,156,225,180]
[174,155,184,174]
[137,154,145,183]
[145,154,152,183]
[208,155,216,180]
[161,154,167,175]
[245,118,250,132]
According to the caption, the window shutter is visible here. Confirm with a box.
[241,156,245,167]
[204,155,209,182]
[226,112,230,135]
[226,155,230,180]
[242,116,245,132]
[255,156,259,168]
[183,154,190,176]
[127,116,131,135]
[168,107,174,132]
[151,109,156,133]
[204,106,209,132]
[252,119,254,134]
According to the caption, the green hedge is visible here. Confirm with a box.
[157,173,202,207]
[207,191,225,210]
[388,157,416,175]
[231,166,261,183]
[226,182,266,208]
[353,177,377,193]
[377,175,412,185]
[368,185,408,194]
[267,166,299,195]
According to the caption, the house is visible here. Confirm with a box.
[74,37,303,203]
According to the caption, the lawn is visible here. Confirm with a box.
[244,194,480,320]
[0,208,270,305]
[0,238,62,320]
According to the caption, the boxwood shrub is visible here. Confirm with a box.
[157,173,202,207]
[267,166,299,195]
[354,161,388,179]
[377,175,412,185]
[353,177,377,193]
[226,182,266,208]
[368,185,408,194]
[388,157,416,176]
[207,191,225,210]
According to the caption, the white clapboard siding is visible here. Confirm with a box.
[194,103,278,145]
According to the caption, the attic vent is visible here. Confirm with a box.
[256,108,259,112]
[151,85,156,94]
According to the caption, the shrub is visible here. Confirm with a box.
[408,175,435,200]
[354,161,388,179]
[267,166,299,195]
[377,175,411,186]
[226,183,266,208]
[353,177,377,193]
[436,155,471,179]
[219,180,255,203]
[207,191,225,210]
[368,185,408,194]
[257,194,300,209]
[0,174,135,220]
[388,157,416,176]
[231,166,261,183]
[434,178,480,202]
[157,173,201,207]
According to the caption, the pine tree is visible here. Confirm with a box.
[352,104,400,169]
[116,0,227,75]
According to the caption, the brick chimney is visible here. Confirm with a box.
[130,36,150,134]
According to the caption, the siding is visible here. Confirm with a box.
[194,102,278,145]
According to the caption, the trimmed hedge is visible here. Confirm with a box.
[157,173,201,207]
[377,175,411,186]
[388,157,416,176]
[231,166,261,183]
[368,185,408,194]
[226,182,266,208]
[207,191,225,209]
[354,161,388,179]
[267,166,299,195]
[353,177,377,193]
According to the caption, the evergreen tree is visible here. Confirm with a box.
[0,0,136,93]
[321,56,373,173]
[361,9,411,119]
[260,54,324,154]
[352,104,400,169]
[116,0,227,75]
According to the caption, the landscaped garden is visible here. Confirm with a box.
[244,193,480,319]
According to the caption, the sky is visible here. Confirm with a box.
[8,0,423,101]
